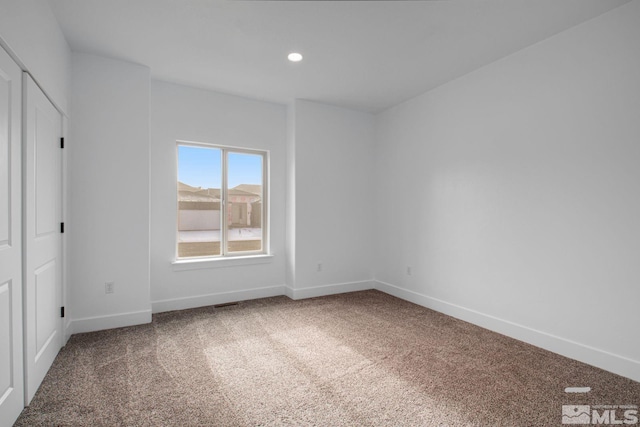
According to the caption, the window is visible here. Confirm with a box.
[177,142,268,259]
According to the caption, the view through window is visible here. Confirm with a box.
[177,143,267,258]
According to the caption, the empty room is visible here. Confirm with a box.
[1,0,639,426]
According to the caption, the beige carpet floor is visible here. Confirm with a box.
[15,290,640,426]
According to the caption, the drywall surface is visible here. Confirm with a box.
[150,80,287,311]
[286,104,296,289]
[375,1,640,379]
[0,0,70,114]
[292,100,375,291]
[69,53,151,329]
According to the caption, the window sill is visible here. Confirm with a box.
[171,254,274,271]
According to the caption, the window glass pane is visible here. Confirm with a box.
[177,145,222,258]
[227,152,263,253]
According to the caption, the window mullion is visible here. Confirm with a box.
[262,154,267,253]
[221,149,228,256]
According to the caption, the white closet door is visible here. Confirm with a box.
[23,73,63,404]
[0,46,24,427]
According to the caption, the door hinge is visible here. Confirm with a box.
[60,222,64,233]
[60,137,64,149]
[60,307,65,318]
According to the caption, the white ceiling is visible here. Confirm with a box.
[49,0,630,113]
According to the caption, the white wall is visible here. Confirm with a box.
[150,81,287,312]
[68,53,151,332]
[374,1,640,381]
[285,105,296,292]
[9,0,634,384]
[0,0,70,114]
[288,100,375,298]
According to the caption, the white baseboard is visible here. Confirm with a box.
[70,309,152,334]
[374,280,640,383]
[63,319,72,344]
[151,285,286,313]
[286,280,374,300]
[75,282,372,334]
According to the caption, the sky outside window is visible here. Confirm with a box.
[228,152,262,188]
[178,145,221,189]
[178,145,262,189]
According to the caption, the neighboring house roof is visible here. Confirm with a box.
[178,182,262,203]
[195,188,221,198]
[229,188,258,197]
[178,182,201,192]
[178,190,220,202]
[232,184,262,196]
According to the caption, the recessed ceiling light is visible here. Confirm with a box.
[288,52,303,63]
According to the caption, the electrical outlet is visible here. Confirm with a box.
[317,262,323,272]
[105,281,115,294]
[406,266,412,276]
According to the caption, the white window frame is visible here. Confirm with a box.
[175,140,269,261]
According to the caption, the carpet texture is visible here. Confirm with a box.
[15,290,640,426]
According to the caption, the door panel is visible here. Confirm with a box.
[35,261,56,357]
[35,107,57,237]
[0,281,14,396]
[0,69,9,247]
[23,73,62,405]
[0,46,24,427]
